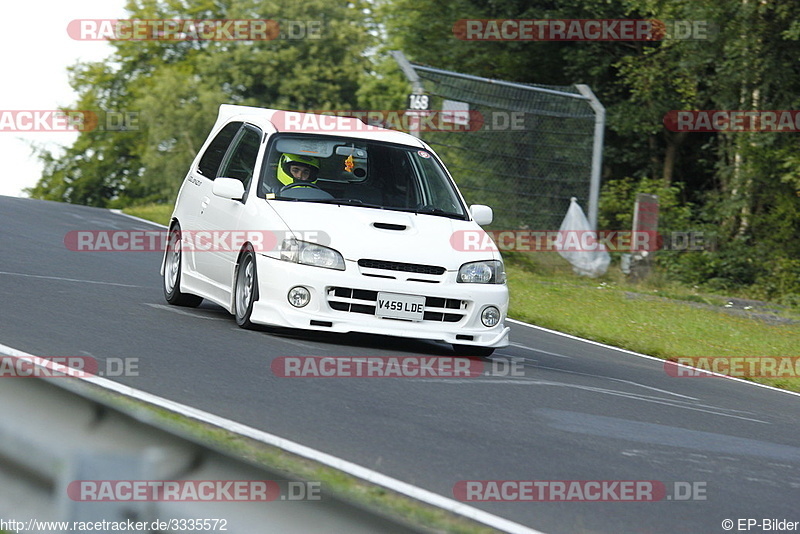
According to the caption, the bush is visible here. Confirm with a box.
[753,258,800,306]
[599,176,694,231]
[597,176,799,304]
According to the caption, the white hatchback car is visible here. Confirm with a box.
[162,104,509,355]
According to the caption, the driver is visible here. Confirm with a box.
[277,153,320,187]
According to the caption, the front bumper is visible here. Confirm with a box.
[249,255,510,348]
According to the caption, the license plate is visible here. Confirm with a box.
[375,292,425,321]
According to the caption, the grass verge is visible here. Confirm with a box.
[505,251,800,392]
[121,203,173,227]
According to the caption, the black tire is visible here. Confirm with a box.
[234,247,258,329]
[163,224,203,307]
[452,344,495,358]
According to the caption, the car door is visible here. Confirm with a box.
[198,123,264,294]
[182,121,243,281]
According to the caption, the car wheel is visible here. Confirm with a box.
[163,224,203,307]
[452,344,495,358]
[235,248,258,329]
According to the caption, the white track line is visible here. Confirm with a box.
[0,271,143,288]
[109,209,169,228]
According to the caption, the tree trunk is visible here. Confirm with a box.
[662,131,687,186]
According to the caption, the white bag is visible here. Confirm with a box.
[556,197,610,277]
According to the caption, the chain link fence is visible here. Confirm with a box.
[392,52,604,231]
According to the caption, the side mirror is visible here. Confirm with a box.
[469,204,493,226]
[212,177,245,201]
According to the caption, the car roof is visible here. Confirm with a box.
[215,104,428,147]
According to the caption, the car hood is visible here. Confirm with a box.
[267,201,499,268]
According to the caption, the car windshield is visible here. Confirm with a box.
[258,134,468,219]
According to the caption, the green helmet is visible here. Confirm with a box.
[277,153,320,185]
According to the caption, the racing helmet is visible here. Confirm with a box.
[277,153,320,185]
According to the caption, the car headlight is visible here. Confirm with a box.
[457,260,506,284]
[280,238,345,270]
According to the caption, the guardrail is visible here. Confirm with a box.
[0,347,543,534]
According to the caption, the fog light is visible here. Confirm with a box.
[481,306,500,327]
[288,286,311,308]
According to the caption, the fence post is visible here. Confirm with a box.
[575,84,605,231]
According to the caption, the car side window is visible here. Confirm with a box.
[197,121,242,179]
[218,125,262,189]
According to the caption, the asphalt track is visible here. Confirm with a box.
[1,195,799,534]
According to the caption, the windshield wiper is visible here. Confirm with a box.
[408,206,468,220]
[300,198,386,209]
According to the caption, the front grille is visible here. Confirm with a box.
[358,259,446,276]
[327,286,466,323]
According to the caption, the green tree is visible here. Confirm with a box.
[29,0,373,206]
